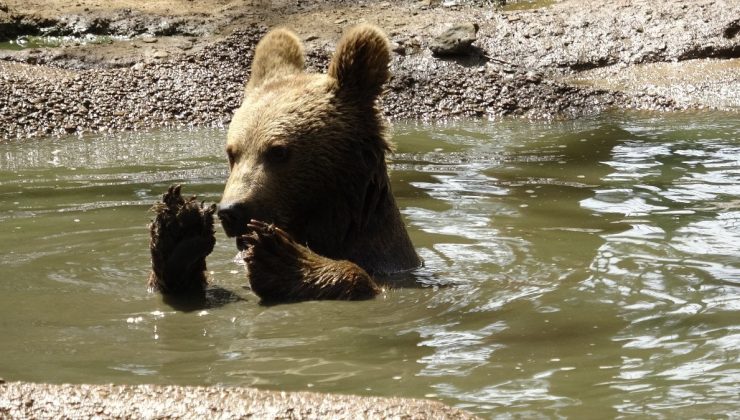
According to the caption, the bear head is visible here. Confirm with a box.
[218,25,395,261]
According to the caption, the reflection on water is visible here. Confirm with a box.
[0,112,738,417]
[0,35,125,51]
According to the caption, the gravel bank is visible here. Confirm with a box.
[1,26,262,138]
[1,0,738,140]
[0,381,478,419]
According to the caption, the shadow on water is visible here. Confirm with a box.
[161,270,452,310]
[161,285,247,312]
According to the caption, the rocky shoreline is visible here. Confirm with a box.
[1,0,738,140]
[0,381,478,418]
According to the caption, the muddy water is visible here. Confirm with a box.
[0,112,738,417]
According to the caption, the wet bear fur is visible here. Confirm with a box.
[149,25,421,303]
[148,185,216,295]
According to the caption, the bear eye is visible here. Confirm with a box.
[226,146,236,169]
[265,144,290,164]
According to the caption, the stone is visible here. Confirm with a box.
[429,22,479,56]
[525,71,542,83]
[723,18,739,38]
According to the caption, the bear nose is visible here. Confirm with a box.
[217,202,249,237]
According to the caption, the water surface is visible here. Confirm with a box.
[0,35,121,51]
[1,112,738,417]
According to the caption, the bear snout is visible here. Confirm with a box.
[217,202,250,238]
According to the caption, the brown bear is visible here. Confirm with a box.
[149,24,422,303]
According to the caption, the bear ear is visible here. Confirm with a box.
[247,27,305,91]
[328,24,390,100]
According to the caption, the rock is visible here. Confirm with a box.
[152,50,169,59]
[525,71,542,83]
[724,18,739,39]
[141,36,157,43]
[429,23,479,56]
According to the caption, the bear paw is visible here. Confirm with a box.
[148,184,216,295]
[243,220,380,302]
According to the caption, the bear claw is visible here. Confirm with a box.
[242,219,379,302]
[148,184,216,295]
